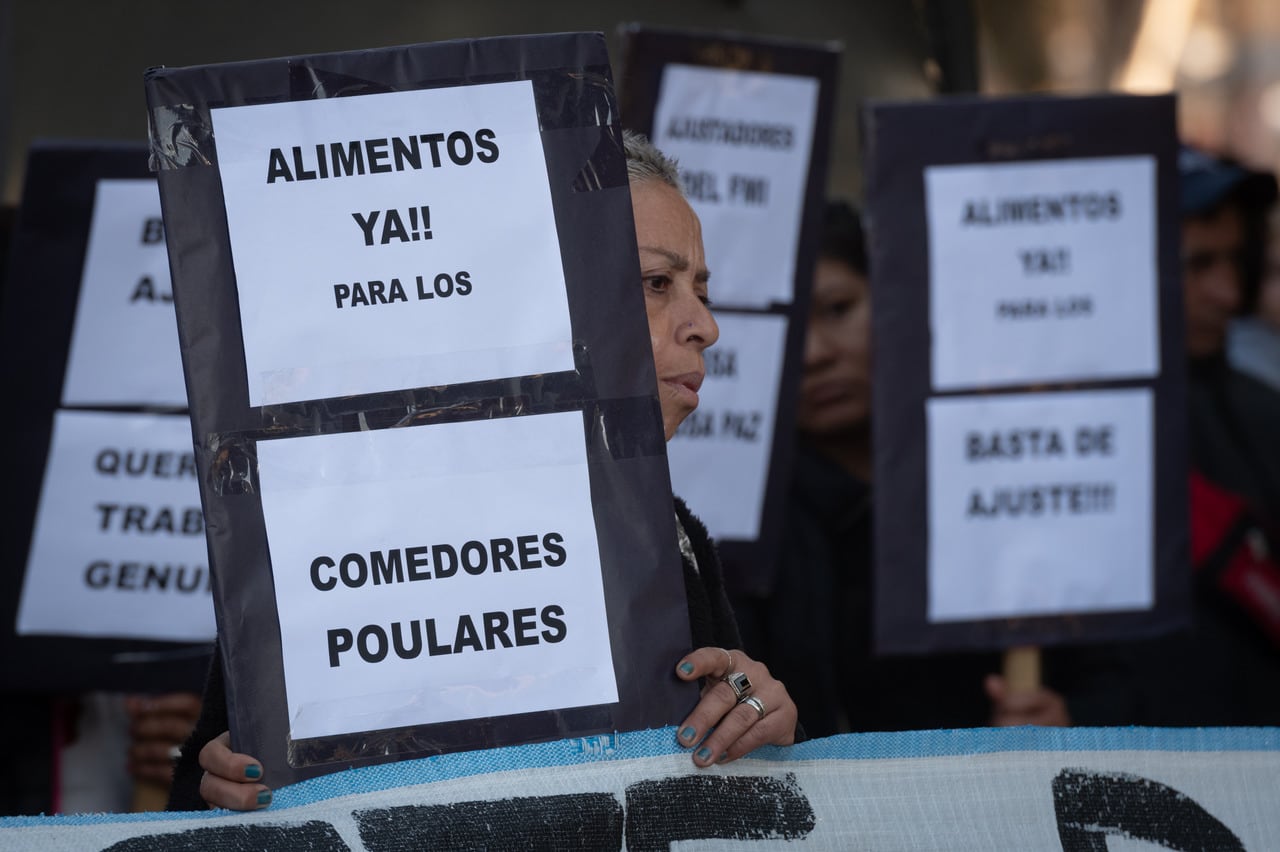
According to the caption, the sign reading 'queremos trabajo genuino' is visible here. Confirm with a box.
[17,410,214,642]
[211,81,573,407]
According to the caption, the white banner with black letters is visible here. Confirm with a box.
[3,727,1275,850]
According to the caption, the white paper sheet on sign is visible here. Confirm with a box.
[927,388,1154,622]
[16,410,215,641]
[653,64,818,308]
[256,410,617,741]
[667,313,788,540]
[926,156,1159,390]
[61,179,187,408]
[211,81,574,407]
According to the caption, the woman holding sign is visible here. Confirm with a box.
[173,131,798,811]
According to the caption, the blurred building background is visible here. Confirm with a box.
[0,0,937,207]
[977,0,1280,171]
[1,0,1279,209]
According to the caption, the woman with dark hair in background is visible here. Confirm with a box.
[732,201,1071,737]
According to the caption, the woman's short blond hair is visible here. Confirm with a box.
[623,129,682,193]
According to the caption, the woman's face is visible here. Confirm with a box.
[797,256,871,436]
[631,179,719,440]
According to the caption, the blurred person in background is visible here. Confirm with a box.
[1226,202,1280,392]
[731,201,1080,736]
[1112,147,1280,725]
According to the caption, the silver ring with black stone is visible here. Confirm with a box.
[722,671,752,700]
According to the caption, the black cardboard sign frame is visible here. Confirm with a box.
[144,32,698,786]
[617,24,841,597]
[0,142,213,694]
[864,94,1190,654]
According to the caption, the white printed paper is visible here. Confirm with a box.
[927,389,1153,622]
[62,179,187,408]
[667,314,787,540]
[257,411,616,741]
[16,411,214,641]
[653,64,818,308]
[926,156,1159,390]
[211,81,573,406]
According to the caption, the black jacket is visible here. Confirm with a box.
[731,443,1001,736]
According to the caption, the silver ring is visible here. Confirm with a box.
[740,695,766,720]
[718,647,734,673]
[168,745,183,762]
[722,671,752,700]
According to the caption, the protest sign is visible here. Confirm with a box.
[620,26,839,589]
[17,410,214,642]
[145,32,692,785]
[865,94,1189,653]
[0,143,212,692]
[4,726,1277,850]
[62,178,187,408]
[666,314,788,540]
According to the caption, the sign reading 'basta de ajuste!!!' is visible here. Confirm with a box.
[62,179,187,408]
[927,388,1153,623]
[211,81,574,407]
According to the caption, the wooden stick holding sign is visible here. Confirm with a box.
[1002,645,1041,694]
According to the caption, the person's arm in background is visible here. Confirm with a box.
[125,692,203,786]
[985,641,1143,727]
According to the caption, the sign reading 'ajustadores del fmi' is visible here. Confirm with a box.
[211,81,574,407]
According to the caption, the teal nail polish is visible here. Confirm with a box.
[695,747,711,761]
[679,726,696,742]
[719,751,728,762]
[244,764,261,780]
[256,790,272,807]
[679,662,695,675]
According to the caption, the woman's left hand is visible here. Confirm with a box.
[674,647,797,766]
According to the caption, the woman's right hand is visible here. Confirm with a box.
[198,731,272,810]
